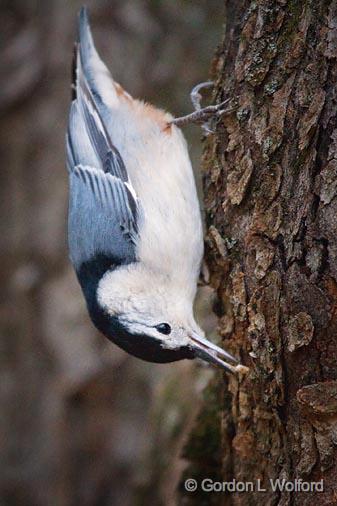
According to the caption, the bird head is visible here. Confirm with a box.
[90,263,239,373]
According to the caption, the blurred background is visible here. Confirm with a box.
[0,1,223,505]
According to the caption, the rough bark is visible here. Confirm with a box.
[181,1,337,505]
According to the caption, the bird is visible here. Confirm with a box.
[66,7,244,374]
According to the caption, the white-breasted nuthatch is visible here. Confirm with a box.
[66,7,244,374]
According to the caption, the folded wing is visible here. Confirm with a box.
[66,7,140,272]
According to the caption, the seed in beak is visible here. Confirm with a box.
[189,332,248,374]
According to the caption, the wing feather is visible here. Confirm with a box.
[66,7,140,272]
[69,166,137,268]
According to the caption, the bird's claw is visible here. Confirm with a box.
[171,81,236,133]
[190,81,214,111]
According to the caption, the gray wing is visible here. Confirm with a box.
[68,166,137,268]
[66,7,139,271]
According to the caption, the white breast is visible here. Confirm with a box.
[104,99,204,298]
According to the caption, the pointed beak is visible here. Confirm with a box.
[189,332,240,374]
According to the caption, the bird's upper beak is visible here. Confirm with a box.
[189,331,240,374]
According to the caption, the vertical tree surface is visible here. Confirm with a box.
[200,1,337,505]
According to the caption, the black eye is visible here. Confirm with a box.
[155,323,171,335]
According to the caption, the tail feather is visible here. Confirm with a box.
[67,8,134,182]
[67,6,172,182]
[77,6,119,109]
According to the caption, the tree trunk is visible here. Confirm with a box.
[181,1,337,505]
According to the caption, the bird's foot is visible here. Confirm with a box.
[170,81,236,134]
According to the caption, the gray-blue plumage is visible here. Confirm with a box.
[65,7,242,373]
[67,9,139,273]
[68,166,137,266]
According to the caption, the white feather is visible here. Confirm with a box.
[78,8,204,333]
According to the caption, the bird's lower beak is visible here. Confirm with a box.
[189,332,240,374]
